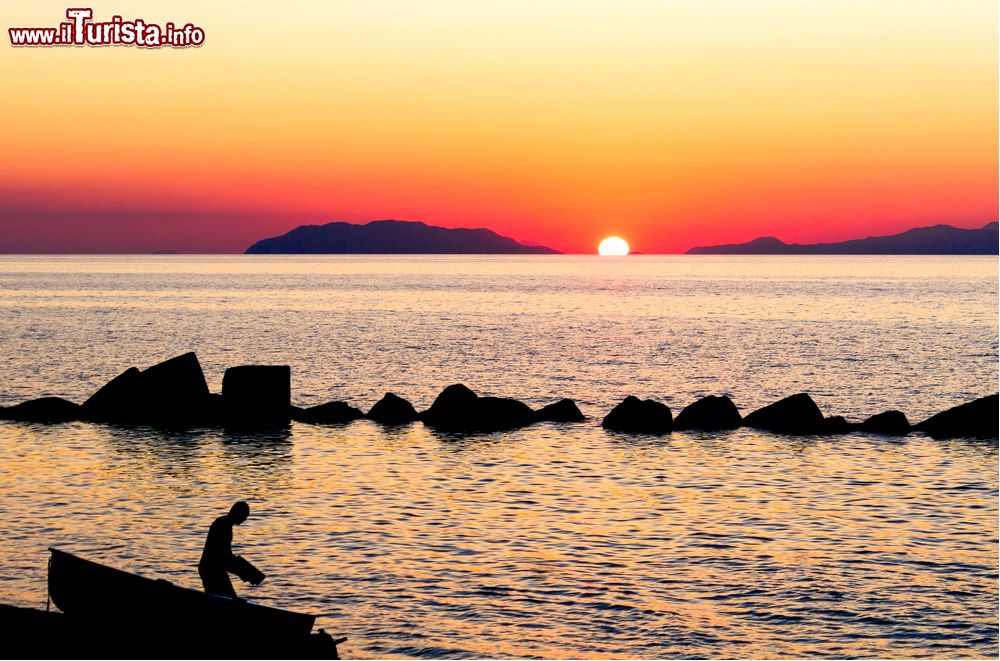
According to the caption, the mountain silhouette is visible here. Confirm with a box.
[246,220,559,254]
[687,222,998,255]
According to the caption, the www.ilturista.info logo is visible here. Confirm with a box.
[9,8,204,48]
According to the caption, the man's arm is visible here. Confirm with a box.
[228,553,266,585]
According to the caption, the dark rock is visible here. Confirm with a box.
[81,367,144,423]
[534,398,585,422]
[205,393,226,425]
[222,365,291,429]
[476,397,535,430]
[293,401,365,425]
[823,415,853,434]
[139,352,210,409]
[674,395,741,431]
[367,392,419,424]
[602,396,672,434]
[0,397,80,423]
[859,410,910,435]
[421,384,535,432]
[743,393,825,435]
[916,394,998,439]
[138,352,215,427]
[421,384,479,428]
[81,353,214,427]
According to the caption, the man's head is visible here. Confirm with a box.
[229,501,250,525]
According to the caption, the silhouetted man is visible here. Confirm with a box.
[199,501,262,598]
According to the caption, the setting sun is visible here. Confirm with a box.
[598,237,630,256]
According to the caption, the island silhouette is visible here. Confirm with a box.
[244,219,998,255]
[687,222,998,255]
[246,219,559,254]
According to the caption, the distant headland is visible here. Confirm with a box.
[687,222,999,255]
[245,220,559,254]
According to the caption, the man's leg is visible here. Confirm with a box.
[200,568,237,598]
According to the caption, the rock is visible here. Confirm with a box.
[138,352,216,427]
[915,394,998,439]
[534,398,585,422]
[421,384,478,428]
[421,384,535,432]
[292,401,365,425]
[743,393,825,435]
[673,395,741,431]
[476,397,536,430]
[823,415,853,434]
[81,353,214,427]
[204,393,226,426]
[0,397,81,423]
[859,410,910,435]
[81,367,144,423]
[602,396,672,434]
[139,352,210,410]
[221,366,291,429]
[367,392,419,424]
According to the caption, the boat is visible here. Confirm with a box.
[48,548,317,642]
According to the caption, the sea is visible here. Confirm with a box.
[0,254,996,659]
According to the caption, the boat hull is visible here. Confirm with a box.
[48,548,315,642]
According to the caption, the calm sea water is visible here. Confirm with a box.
[0,255,996,658]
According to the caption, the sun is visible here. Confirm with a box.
[598,237,630,256]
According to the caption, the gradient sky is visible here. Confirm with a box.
[1,1,996,253]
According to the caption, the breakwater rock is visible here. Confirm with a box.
[421,384,535,432]
[674,395,741,431]
[602,396,672,434]
[860,410,911,435]
[368,392,420,424]
[0,352,996,439]
[222,365,291,429]
[82,352,215,427]
[916,394,997,439]
[0,396,81,423]
[293,402,366,425]
[743,393,825,435]
[535,398,585,422]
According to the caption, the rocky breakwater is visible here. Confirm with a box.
[0,353,292,431]
[419,384,585,433]
[0,353,995,439]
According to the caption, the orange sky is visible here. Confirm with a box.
[1,1,996,253]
